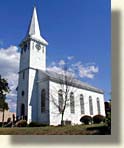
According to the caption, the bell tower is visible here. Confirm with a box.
[19,6,48,71]
[17,6,48,123]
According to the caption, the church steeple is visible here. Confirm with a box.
[17,2,48,124]
[26,6,48,45]
[27,6,40,37]
[19,5,48,71]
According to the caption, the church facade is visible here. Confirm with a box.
[16,6,105,125]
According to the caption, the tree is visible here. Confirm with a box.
[50,64,77,126]
[0,75,9,96]
[0,75,10,126]
[105,100,111,130]
[0,96,9,126]
[104,100,111,117]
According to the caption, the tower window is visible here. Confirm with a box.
[32,42,34,49]
[21,91,25,96]
[42,46,44,53]
[41,89,46,112]
[23,44,27,52]
[21,49,23,54]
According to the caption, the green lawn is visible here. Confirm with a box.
[0,124,110,135]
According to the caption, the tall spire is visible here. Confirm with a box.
[28,6,40,37]
[26,6,48,45]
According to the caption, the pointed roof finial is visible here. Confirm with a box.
[28,6,40,36]
[26,5,48,45]
[34,0,36,7]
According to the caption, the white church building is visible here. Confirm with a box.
[16,6,105,125]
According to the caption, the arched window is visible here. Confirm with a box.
[80,94,85,114]
[58,89,63,112]
[97,97,101,114]
[89,96,93,115]
[21,49,23,54]
[21,90,25,96]
[23,44,27,52]
[70,92,75,113]
[41,89,46,112]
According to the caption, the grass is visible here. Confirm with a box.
[0,124,111,135]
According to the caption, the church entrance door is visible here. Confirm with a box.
[21,103,25,119]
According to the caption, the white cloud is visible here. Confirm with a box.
[72,62,99,79]
[48,59,99,79]
[47,66,63,74]
[58,60,65,66]
[47,59,75,78]
[48,59,65,73]
[67,56,74,60]
[51,62,56,66]
[0,46,19,112]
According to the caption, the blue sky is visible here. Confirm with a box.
[0,0,111,111]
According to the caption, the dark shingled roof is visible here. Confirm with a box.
[39,70,104,94]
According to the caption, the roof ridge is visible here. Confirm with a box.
[38,70,104,94]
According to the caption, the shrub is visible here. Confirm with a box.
[7,117,11,123]
[15,120,27,127]
[0,122,2,127]
[80,115,92,125]
[4,121,12,127]
[105,112,111,127]
[28,122,48,127]
[93,115,105,124]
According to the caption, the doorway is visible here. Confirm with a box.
[21,103,25,117]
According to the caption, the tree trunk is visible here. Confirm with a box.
[61,101,66,126]
[61,112,64,126]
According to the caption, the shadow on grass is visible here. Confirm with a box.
[86,125,111,135]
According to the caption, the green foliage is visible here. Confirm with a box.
[80,115,92,125]
[15,120,27,127]
[0,75,10,97]
[0,75,10,126]
[0,98,9,111]
[0,75,9,111]
[106,112,111,127]
[93,115,105,124]
[105,100,111,132]
[28,122,48,127]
